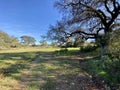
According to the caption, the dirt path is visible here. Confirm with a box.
[17,52,105,90]
[18,55,41,90]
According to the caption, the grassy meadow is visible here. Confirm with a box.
[0,47,59,90]
[0,47,118,90]
[0,47,82,90]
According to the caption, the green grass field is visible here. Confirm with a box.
[1,47,117,90]
[0,47,82,90]
[0,47,59,90]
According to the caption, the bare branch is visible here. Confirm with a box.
[108,6,120,28]
[113,0,117,10]
[53,0,120,44]
[105,0,113,16]
[97,9,107,21]
[70,30,96,37]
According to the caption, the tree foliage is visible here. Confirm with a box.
[20,35,36,46]
[108,30,120,58]
[39,40,48,47]
[47,20,69,46]
[55,0,120,34]
[0,30,20,49]
[47,19,85,47]
[9,36,20,48]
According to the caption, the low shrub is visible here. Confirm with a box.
[100,56,120,88]
[80,45,98,52]
[55,48,68,55]
[81,55,120,89]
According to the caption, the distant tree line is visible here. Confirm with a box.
[0,30,38,49]
[0,30,20,49]
[20,35,36,46]
[0,30,59,49]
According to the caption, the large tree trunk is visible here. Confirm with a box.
[100,35,110,57]
[100,42,107,57]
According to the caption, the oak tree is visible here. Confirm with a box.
[55,0,120,55]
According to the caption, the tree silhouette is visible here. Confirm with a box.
[55,0,120,55]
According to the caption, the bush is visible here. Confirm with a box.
[80,45,98,52]
[100,56,120,88]
[81,55,120,89]
[107,30,120,59]
[55,48,68,55]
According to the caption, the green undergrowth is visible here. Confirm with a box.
[80,56,120,89]
[55,47,80,56]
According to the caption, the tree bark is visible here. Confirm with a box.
[100,42,107,57]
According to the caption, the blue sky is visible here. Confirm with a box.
[0,0,61,43]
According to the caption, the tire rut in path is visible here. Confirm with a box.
[18,55,42,90]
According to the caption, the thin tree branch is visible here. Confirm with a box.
[104,0,113,16]
[70,30,96,37]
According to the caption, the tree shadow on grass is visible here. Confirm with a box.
[7,51,82,89]
[14,51,104,90]
[0,51,44,77]
[0,50,104,90]
[0,52,40,61]
[0,63,27,76]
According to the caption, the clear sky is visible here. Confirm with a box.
[0,0,61,43]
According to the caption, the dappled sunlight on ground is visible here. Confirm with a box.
[18,53,81,90]
[18,51,103,90]
[0,47,104,90]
